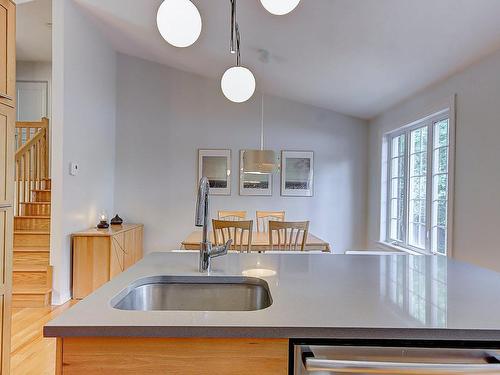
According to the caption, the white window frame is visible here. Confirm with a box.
[382,100,455,256]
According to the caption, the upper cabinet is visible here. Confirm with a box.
[0,0,15,108]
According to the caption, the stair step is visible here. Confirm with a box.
[13,265,52,288]
[14,230,50,234]
[20,202,51,216]
[13,264,48,272]
[13,246,50,252]
[14,216,50,231]
[14,285,52,294]
[14,230,50,248]
[32,190,51,202]
[12,286,52,307]
[41,178,51,189]
[13,251,50,266]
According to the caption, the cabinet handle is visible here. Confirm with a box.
[0,92,13,100]
[0,204,12,209]
[304,357,500,373]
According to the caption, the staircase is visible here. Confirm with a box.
[13,118,52,307]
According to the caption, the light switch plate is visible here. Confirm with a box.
[69,162,79,176]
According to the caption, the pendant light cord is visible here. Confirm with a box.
[230,0,236,53]
[261,94,264,150]
[230,0,241,66]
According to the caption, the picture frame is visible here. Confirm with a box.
[198,149,231,195]
[239,150,273,196]
[281,150,314,197]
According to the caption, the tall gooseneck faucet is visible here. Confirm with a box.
[195,177,232,272]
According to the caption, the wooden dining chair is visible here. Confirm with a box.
[268,221,309,251]
[256,211,285,232]
[218,210,247,221]
[212,219,253,253]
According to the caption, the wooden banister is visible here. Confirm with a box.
[15,130,46,160]
[16,119,48,129]
[14,118,50,216]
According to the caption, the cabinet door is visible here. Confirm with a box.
[134,227,144,263]
[0,0,15,107]
[110,233,125,279]
[72,237,110,299]
[0,103,14,206]
[123,230,135,270]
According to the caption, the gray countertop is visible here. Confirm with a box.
[44,252,500,341]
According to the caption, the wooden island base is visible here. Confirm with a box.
[56,337,289,374]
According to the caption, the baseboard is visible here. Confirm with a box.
[51,289,71,305]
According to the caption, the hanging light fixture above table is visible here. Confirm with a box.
[243,94,277,174]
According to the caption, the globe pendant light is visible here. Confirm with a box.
[221,66,256,103]
[221,0,256,103]
[260,0,301,15]
[243,94,276,174]
[157,0,202,48]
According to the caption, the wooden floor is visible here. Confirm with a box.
[10,300,76,375]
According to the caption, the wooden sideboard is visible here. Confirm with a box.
[72,224,143,299]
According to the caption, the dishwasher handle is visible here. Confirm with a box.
[304,357,500,374]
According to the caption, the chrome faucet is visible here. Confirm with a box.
[195,177,232,272]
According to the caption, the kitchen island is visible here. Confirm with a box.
[45,252,500,374]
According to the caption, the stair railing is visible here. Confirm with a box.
[14,118,50,216]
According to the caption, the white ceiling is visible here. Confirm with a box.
[16,0,52,62]
[74,0,500,119]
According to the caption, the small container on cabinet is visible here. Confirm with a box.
[72,224,143,299]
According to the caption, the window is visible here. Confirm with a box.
[385,111,452,255]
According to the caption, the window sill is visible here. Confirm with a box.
[376,241,431,256]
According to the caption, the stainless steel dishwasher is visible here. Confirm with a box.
[293,342,500,374]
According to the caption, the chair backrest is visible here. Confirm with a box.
[256,211,285,232]
[268,221,309,251]
[212,219,253,253]
[218,210,247,221]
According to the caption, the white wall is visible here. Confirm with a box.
[114,54,369,254]
[51,0,116,304]
[367,48,500,272]
[16,61,52,119]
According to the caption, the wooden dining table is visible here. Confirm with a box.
[181,231,331,252]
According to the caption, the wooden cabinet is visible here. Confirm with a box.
[0,0,15,108]
[72,224,144,299]
[0,1,14,369]
[56,337,289,374]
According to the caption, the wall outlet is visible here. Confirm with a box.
[69,162,79,176]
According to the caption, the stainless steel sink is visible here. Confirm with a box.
[111,276,272,311]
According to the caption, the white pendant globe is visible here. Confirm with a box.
[221,66,256,103]
[259,0,301,15]
[157,0,202,48]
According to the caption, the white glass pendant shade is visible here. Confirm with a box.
[243,150,276,174]
[259,0,301,15]
[221,66,256,103]
[157,0,202,48]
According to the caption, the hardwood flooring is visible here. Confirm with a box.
[10,300,76,374]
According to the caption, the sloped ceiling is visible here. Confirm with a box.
[75,0,500,119]
[16,0,52,61]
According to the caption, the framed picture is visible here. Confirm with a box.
[239,150,273,196]
[281,150,314,197]
[198,149,231,195]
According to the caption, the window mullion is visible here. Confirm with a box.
[386,138,392,242]
[404,131,410,247]
[426,122,433,253]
